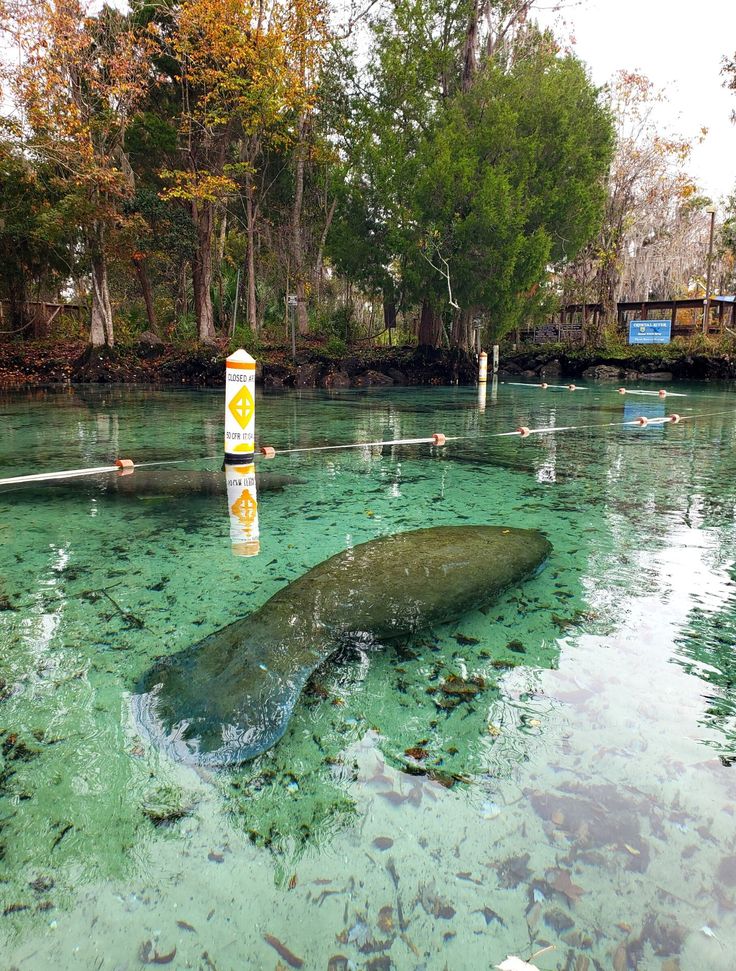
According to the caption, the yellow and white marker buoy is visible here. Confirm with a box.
[224,348,256,464]
[226,462,260,557]
[478,351,488,384]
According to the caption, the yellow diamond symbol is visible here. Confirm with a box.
[231,488,258,528]
[229,385,254,430]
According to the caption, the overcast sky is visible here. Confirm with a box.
[55,0,736,205]
[534,0,736,204]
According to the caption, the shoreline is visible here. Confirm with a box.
[1,338,735,390]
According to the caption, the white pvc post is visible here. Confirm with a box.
[224,349,256,464]
[226,462,260,557]
[478,351,488,384]
[492,344,499,374]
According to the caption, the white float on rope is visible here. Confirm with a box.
[224,348,256,464]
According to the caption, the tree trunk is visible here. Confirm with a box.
[314,196,337,304]
[383,295,397,333]
[90,226,114,347]
[418,298,440,347]
[453,307,472,350]
[132,256,158,334]
[461,0,480,92]
[7,277,29,339]
[192,200,216,343]
[245,176,258,332]
[216,207,227,330]
[291,116,309,336]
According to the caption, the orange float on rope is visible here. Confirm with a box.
[432,433,446,446]
[618,388,627,395]
[670,414,682,423]
[635,416,649,427]
[115,458,135,475]
[260,446,276,459]
[658,389,667,398]
[517,426,531,438]
[540,383,548,389]
[567,384,576,391]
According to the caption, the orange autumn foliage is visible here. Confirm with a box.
[160,0,327,205]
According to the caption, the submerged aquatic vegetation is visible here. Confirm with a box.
[3,385,736,969]
[140,785,194,826]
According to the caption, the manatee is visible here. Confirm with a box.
[0,469,303,499]
[133,525,551,767]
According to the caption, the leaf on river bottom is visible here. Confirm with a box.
[138,941,177,965]
[547,868,585,904]
[263,934,304,968]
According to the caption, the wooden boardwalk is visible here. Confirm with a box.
[526,296,736,344]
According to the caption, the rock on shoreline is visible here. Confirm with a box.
[1,339,735,390]
[0,340,478,390]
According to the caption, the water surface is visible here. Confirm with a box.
[1,381,736,970]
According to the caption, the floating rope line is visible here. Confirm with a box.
[504,381,687,398]
[0,438,453,485]
[3,408,733,487]
[0,459,132,487]
[259,433,451,459]
[486,408,736,441]
[505,382,586,391]
[616,388,686,397]
[0,455,228,487]
[490,414,683,440]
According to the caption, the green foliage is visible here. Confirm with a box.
[329,13,613,343]
[323,335,347,358]
[0,143,75,333]
[0,0,616,352]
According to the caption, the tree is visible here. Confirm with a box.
[157,0,326,342]
[1,0,154,346]
[330,7,612,347]
[0,140,74,337]
[557,71,710,340]
[724,51,736,120]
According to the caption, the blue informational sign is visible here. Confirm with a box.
[628,319,671,344]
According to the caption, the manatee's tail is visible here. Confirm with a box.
[131,621,318,767]
[131,682,288,768]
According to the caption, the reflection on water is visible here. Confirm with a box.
[1,382,736,968]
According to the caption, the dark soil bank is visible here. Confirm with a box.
[500,347,736,382]
[2,337,736,390]
[0,338,477,390]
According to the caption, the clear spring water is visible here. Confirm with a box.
[1,381,736,971]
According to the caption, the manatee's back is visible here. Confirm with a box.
[264,525,551,639]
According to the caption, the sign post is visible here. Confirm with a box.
[287,293,297,361]
[224,348,256,464]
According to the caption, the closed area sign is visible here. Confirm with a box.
[628,319,671,344]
